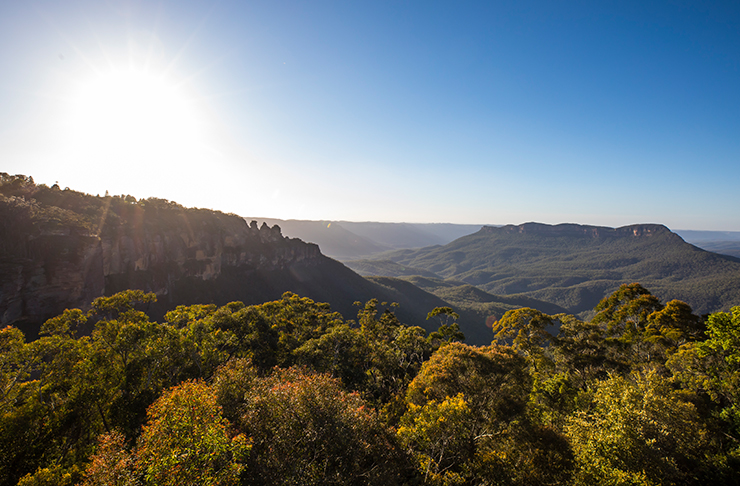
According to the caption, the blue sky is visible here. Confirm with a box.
[1,1,739,230]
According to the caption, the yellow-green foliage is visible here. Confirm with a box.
[566,371,711,485]
[2,287,740,485]
[397,393,472,486]
[137,381,249,486]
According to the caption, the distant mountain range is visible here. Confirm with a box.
[349,223,740,316]
[674,229,740,258]
[247,218,482,259]
[246,217,740,260]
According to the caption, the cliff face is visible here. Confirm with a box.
[0,192,324,335]
[483,222,676,239]
[1,232,105,329]
[100,218,321,297]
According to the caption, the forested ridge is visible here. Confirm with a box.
[2,283,740,485]
[352,222,740,316]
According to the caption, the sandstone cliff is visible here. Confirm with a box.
[0,175,380,337]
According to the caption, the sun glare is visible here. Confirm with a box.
[69,68,201,161]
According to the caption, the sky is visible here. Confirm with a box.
[1,1,739,230]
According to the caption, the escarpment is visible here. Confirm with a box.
[0,181,331,335]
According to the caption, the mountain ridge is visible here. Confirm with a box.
[358,222,740,315]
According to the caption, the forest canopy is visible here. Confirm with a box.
[1,284,740,485]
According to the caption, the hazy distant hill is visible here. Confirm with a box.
[339,222,482,250]
[247,218,481,260]
[345,259,441,279]
[247,218,392,259]
[674,229,740,258]
[694,241,740,259]
[359,223,740,316]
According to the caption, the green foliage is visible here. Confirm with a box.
[40,309,88,338]
[137,380,248,486]
[0,325,31,411]
[592,283,663,339]
[16,464,82,486]
[553,314,616,383]
[209,292,346,372]
[403,343,573,485]
[406,343,530,425]
[231,367,405,486]
[668,306,740,455]
[294,298,432,415]
[492,307,554,372]
[426,306,459,322]
[426,306,465,347]
[566,371,722,485]
[89,290,157,321]
[397,393,472,486]
[644,299,703,356]
[703,306,740,364]
[2,283,740,485]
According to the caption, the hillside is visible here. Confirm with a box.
[359,222,740,315]
[695,241,740,259]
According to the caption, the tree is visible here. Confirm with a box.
[592,283,664,367]
[668,306,740,455]
[0,325,32,414]
[349,299,432,407]
[402,343,540,484]
[88,290,157,322]
[229,367,406,486]
[397,393,472,486]
[702,306,740,364]
[644,299,702,359]
[137,380,249,486]
[592,283,662,340]
[406,343,530,427]
[209,293,346,372]
[16,464,81,486]
[81,430,139,486]
[0,314,100,485]
[88,293,163,437]
[426,307,465,348]
[491,307,554,373]
[566,371,720,485]
[553,314,614,383]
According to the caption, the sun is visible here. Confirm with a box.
[68,67,202,165]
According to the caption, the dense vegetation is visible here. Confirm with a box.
[2,283,740,485]
[353,222,740,316]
